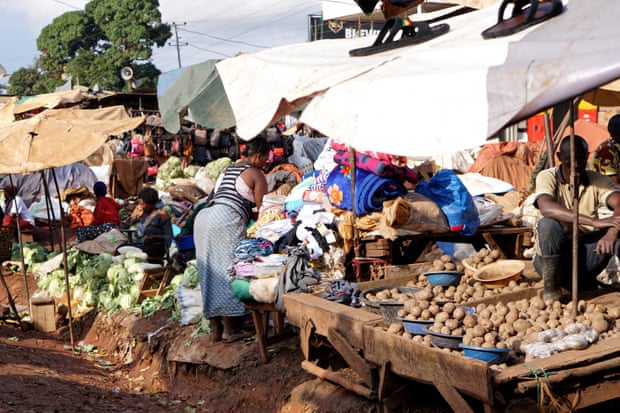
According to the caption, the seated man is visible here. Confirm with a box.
[533,135,620,300]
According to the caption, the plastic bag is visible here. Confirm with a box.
[474,197,505,227]
[415,169,480,236]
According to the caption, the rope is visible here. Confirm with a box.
[524,365,574,413]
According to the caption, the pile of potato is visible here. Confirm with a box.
[363,287,418,304]
[384,293,620,362]
[430,254,464,272]
[405,274,540,304]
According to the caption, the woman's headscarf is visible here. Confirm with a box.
[4,185,18,198]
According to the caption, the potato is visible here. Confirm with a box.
[429,304,441,316]
[409,306,422,318]
[387,323,403,335]
[440,254,452,263]
[440,326,452,335]
[472,325,486,338]
[442,302,456,314]
[444,262,456,271]
[607,306,620,319]
[463,314,477,328]
[477,248,489,258]
[471,337,484,347]
[484,332,497,344]
[415,289,433,301]
[452,307,466,321]
[514,319,532,334]
[445,319,460,330]
[435,311,450,323]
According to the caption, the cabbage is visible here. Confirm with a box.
[119,293,136,310]
[181,263,199,288]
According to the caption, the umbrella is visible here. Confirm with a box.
[0,104,144,345]
[0,105,145,174]
[582,79,620,107]
[214,0,620,157]
[157,60,235,134]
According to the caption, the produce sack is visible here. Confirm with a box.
[176,284,202,326]
[415,169,480,236]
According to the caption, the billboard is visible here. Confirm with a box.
[308,14,384,41]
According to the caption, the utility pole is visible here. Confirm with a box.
[170,22,188,69]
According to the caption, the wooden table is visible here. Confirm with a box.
[362,225,533,264]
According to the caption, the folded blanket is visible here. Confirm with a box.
[326,165,407,216]
[333,150,418,183]
[330,141,408,168]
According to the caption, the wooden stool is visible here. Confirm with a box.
[244,300,293,364]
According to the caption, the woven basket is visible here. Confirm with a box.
[472,260,525,288]
[0,227,13,263]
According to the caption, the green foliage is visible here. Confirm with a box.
[6,68,49,96]
[9,0,171,94]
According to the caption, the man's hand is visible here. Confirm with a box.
[596,231,618,255]
[591,216,620,230]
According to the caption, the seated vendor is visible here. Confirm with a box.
[75,182,122,242]
[136,187,172,263]
[2,185,35,232]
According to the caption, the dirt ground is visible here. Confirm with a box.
[0,265,459,413]
[2,268,618,413]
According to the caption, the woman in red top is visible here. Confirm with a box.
[75,182,122,242]
[93,182,121,225]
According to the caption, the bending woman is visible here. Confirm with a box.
[194,136,270,343]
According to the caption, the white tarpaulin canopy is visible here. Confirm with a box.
[215,0,620,157]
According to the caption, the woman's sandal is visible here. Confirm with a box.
[221,330,254,343]
[349,17,449,57]
[481,0,565,40]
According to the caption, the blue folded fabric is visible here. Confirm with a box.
[326,165,407,216]
[234,237,274,260]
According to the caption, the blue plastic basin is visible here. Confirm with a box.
[459,344,510,363]
[425,271,464,287]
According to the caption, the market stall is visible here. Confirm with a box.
[283,267,620,411]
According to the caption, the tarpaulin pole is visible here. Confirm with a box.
[8,174,31,317]
[543,111,554,168]
[348,145,360,258]
[41,170,58,251]
[569,102,579,315]
[51,168,75,349]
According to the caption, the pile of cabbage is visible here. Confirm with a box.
[27,243,198,318]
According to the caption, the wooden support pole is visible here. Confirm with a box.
[301,360,376,400]
[328,327,376,388]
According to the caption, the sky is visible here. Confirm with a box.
[0,0,323,84]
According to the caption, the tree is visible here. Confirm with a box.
[6,67,46,96]
[9,0,171,94]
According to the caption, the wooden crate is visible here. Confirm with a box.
[137,266,173,303]
[30,297,56,332]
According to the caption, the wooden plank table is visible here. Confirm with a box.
[362,225,533,263]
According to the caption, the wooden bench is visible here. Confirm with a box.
[243,300,294,364]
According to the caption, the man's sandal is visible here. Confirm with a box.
[349,17,449,57]
[481,0,565,40]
